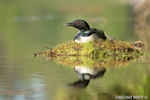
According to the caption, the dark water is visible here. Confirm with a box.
[0,1,150,100]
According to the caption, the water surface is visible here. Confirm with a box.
[0,0,150,100]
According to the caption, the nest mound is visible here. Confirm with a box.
[44,40,140,57]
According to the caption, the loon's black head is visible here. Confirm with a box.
[64,19,90,31]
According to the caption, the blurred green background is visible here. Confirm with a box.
[0,0,149,100]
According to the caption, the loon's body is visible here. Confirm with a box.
[64,19,108,43]
[74,28,106,43]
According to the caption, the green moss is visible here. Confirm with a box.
[34,40,142,68]
[46,40,140,57]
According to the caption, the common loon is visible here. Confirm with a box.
[64,19,108,43]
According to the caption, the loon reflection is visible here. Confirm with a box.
[67,66,106,88]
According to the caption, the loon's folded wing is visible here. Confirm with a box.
[92,28,115,41]
[90,28,107,40]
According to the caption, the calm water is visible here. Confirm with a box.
[0,1,150,100]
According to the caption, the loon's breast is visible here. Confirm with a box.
[74,31,82,43]
[80,34,99,43]
[74,30,103,43]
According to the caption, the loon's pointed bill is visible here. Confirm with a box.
[63,23,73,26]
[64,19,113,43]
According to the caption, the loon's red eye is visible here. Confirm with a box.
[77,22,80,24]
